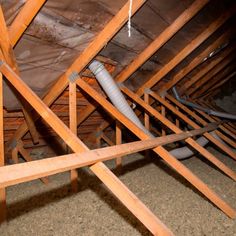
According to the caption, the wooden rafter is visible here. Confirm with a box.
[8,0,47,46]
[181,45,235,93]
[192,61,236,99]
[116,0,209,83]
[188,54,235,97]
[159,29,234,94]
[203,71,236,99]
[75,78,236,218]
[136,8,235,95]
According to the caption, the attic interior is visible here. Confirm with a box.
[0,0,236,235]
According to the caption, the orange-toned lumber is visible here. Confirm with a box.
[8,0,47,46]
[192,62,236,99]
[0,124,217,187]
[0,6,39,144]
[144,93,150,130]
[149,91,236,160]
[203,102,236,134]
[69,81,78,192]
[0,63,173,236]
[166,95,236,148]
[116,121,122,168]
[101,133,115,146]
[183,45,235,94]
[0,72,6,223]
[11,146,19,164]
[9,0,146,144]
[116,0,209,83]
[136,8,235,95]
[195,110,236,149]
[188,54,235,97]
[159,29,234,94]
[203,72,236,99]
[161,104,166,136]
[17,140,49,184]
[191,101,236,142]
[122,87,236,180]
[76,78,236,218]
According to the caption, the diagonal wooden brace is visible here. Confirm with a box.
[0,61,174,236]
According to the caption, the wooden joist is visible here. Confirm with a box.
[75,78,236,218]
[0,61,173,236]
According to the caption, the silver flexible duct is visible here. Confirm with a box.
[89,60,234,160]
[172,87,236,120]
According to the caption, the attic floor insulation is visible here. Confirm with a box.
[0,148,235,236]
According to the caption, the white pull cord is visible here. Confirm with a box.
[128,0,133,37]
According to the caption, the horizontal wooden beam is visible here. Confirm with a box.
[0,125,217,188]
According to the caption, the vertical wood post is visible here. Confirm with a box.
[69,81,78,192]
[116,121,122,168]
[0,72,6,223]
